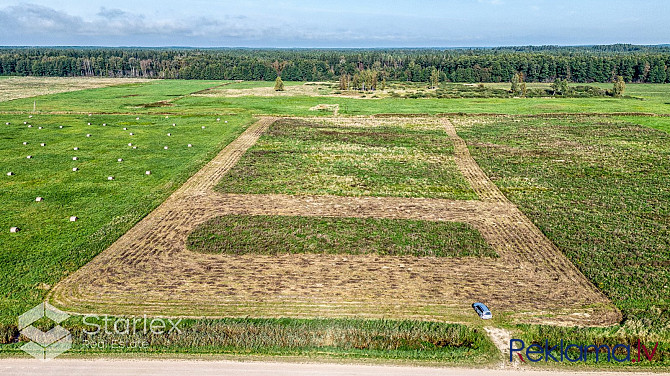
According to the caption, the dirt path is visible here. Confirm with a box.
[49,117,620,326]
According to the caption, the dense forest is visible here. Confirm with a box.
[0,45,669,83]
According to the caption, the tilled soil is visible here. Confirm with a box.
[49,116,620,326]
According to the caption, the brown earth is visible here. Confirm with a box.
[48,116,620,326]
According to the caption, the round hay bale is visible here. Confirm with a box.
[123,127,127,130]
[59,126,63,129]
[73,147,78,150]
[35,197,43,202]
[87,123,91,125]
[22,142,27,145]
[201,126,206,129]
[70,216,78,222]
[129,132,134,136]
[72,167,78,172]
[128,143,133,146]
[40,143,45,147]
[187,144,192,147]
[145,170,151,175]
[163,146,168,150]
[86,134,91,137]
[107,176,114,181]
[24,121,27,124]
[27,125,32,128]
[117,158,123,162]
[136,117,140,120]
[224,120,228,123]
[38,127,42,130]
[10,227,19,233]
[26,155,32,159]
[72,157,78,160]
[103,123,107,126]
[172,123,176,126]
[217,118,220,121]
[132,146,137,149]
[167,133,171,136]
[6,172,14,176]
[5,122,9,125]
[29,115,32,118]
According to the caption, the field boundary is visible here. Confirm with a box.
[49,116,620,326]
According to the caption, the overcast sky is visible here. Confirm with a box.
[0,1,668,47]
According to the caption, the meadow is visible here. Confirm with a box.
[0,112,253,323]
[1,78,669,368]
[217,117,477,199]
[454,115,670,364]
[187,215,495,257]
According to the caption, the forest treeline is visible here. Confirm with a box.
[0,45,669,83]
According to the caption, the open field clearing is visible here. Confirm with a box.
[0,80,228,114]
[217,118,477,199]
[188,215,495,257]
[2,80,670,117]
[48,116,618,327]
[454,116,670,362]
[195,81,329,97]
[179,80,670,116]
[0,112,252,324]
[1,78,669,366]
[454,116,670,323]
[0,77,149,103]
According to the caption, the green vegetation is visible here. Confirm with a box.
[1,78,670,366]
[217,118,477,199]
[0,79,226,113]
[273,76,285,91]
[2,45,670,83]
[0,317,498,364]
[456,116,670,359]
[0,112,252,325]
[187,215,496,257]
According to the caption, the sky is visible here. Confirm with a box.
[0,0,668,47]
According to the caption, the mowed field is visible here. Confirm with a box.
[1,79,669,365]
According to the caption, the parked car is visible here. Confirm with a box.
[472,302,492,319]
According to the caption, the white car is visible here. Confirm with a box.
[472,302,492,319]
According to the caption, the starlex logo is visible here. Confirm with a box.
[510,339,659,363]
[18,302,72,360]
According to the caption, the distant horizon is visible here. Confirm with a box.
[1,1,669,47]
[1,44,669,50]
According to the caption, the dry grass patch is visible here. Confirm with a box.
[0,77,149,102]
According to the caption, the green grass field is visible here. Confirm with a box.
[0,112,252,323]
[1,79,670,367]
[455,115,670,364]
[187,215,495,257]
[217,118,477,199]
